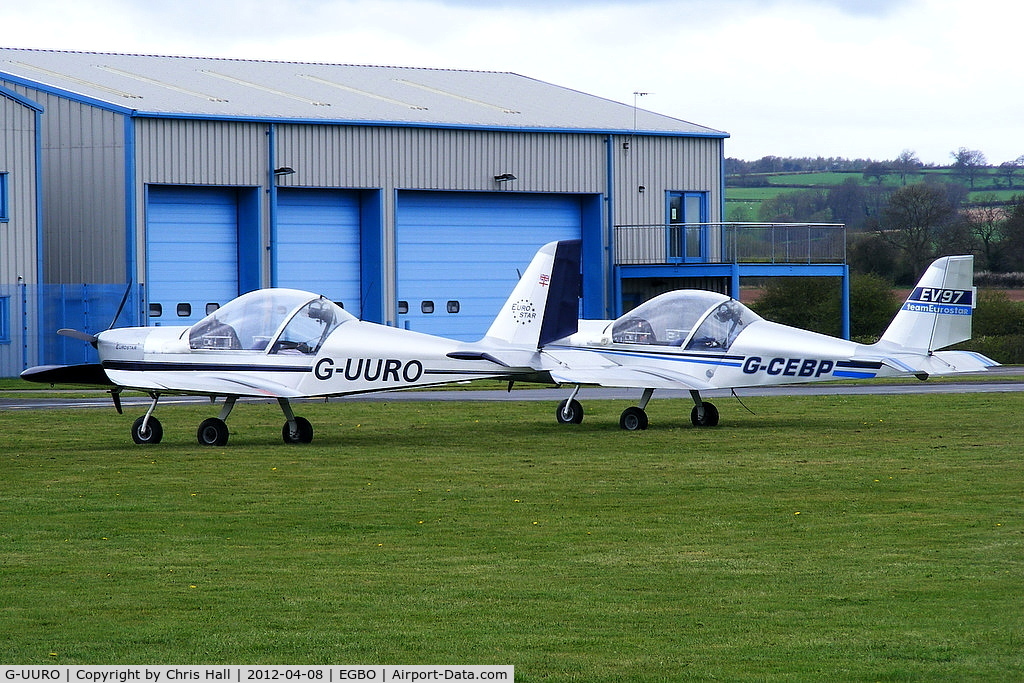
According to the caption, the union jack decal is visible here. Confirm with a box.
[539,273,550,286]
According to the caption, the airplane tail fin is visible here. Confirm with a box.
[482,240,582,348]
[878,255,977,352]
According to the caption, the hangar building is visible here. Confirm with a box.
[0,47,844,376]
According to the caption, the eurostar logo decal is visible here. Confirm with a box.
[511,299,537,325]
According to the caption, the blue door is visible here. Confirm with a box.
[668,191,709,263]
[146,186,241,325]
[275,189,362,316]
[395,192,582,340]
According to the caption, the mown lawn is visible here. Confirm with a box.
[1,394,1021,680]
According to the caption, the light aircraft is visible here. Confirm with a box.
[22,240,997,444]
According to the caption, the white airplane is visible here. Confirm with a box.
[22,240,997,444]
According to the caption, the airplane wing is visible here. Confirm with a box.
[20,363,115,386]
[549,365,714,390]
[103,370,306,398]
[541,349,714,390]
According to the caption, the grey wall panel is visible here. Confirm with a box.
[613,135,723,227]
[135,119,266,185]
[0,94,38,285]
[4,83,127,284]
[0,94,40,374]
[273,125,607,193]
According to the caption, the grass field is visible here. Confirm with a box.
[2,394,1022,680]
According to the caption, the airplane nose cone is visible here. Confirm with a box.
[96,327,150,361]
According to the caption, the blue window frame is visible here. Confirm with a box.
[0,296,10,344]
[0,172,9,222]
[667,191,709,263]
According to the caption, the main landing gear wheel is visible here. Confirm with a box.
[690,402,720,427]
[282,416,314,444]
[619,406,649,431]
[556,398,584,424]
[197,417,230,446]
[131,415,163,444]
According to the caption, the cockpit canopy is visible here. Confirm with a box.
[188,288,355,354]
[610,290,760,352]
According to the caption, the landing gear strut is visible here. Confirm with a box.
[619,387,654,431]
[128,394,315,446]
[131,393,163,444]
[553,387,721,430]
[197,396,235,446]
[689,390,719,427]
[555,385,584,424]
[279,398,314,444]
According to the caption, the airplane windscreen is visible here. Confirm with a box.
[611,291,760,350]
[612,291,731,345]
[684,298,761,352]
[188,289,353,351]
[270,298,350,355]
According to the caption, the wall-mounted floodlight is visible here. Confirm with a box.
[274,166,296,176]
[493,173,517,182]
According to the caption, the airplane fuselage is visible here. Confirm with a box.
[97,322,513,398]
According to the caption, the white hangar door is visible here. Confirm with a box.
[275,189,362,316]
[146,186,249,326]
[396,191,582,340]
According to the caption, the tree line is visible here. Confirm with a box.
[727,148,1024,185]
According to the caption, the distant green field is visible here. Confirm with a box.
[725,168,1022,221]
[2,396,1021,679]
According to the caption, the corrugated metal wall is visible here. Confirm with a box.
[613,134,722,225]
[135,119,266,185]
[0,92,40,375]
[274,125,608,193]
[0,92,38,285]
[2,82,127,284]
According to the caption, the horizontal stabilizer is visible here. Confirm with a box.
[446,351,511,367]
[20,363,114,386]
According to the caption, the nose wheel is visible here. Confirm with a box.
[131,415,163,444]
[131,393,164,444]
[555,385,584,424]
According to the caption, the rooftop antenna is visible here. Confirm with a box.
[632,91,650,131]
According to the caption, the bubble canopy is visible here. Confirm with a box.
[188,289,355,354]
[610,290,761,352]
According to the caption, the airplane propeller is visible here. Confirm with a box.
[57,328,99,345]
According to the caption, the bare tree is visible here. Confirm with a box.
[998,155,1024,188]
[862,161,889,185]
[892,149,922,185]
[950,147,988,188]
[964,197,1004,270]
[876,183,959,273]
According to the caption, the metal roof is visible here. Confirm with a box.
[0,47,727,137]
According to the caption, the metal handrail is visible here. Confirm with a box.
[613,222,846,266]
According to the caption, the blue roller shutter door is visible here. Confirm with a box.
[146,186,240,326]
[396,192,582,340]
[275,189,362,316]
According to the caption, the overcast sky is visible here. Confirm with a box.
[2,0,1020,165]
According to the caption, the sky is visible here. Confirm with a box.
[2,0,1021,166]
